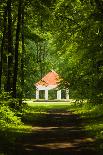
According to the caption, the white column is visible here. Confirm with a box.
[36,89,39,100]
[66,89,69,100]
[57,90,61,100]
[45,89,48,100]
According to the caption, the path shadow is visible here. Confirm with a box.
[1,109,103,155]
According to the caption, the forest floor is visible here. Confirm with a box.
[1,102,103,155]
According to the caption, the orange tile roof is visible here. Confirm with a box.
[35,70,60,86]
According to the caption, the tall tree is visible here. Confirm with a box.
[13,0,22,98]
[19,0,25,104]
[0,3,8,91]
[6,0,13,92]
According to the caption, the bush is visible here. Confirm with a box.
[0,91,21,109]
[0,105,22,130]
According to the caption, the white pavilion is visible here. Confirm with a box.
[35,70,69,100]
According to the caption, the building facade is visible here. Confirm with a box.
[35,70,69,100]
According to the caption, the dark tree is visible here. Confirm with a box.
[13,0,22,98]
[0,4,8,91]
[6,0,13,92]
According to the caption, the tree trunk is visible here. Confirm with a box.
[6,0,13,92]
[19,0,25,105]
[0,5,8,91]
[13,0,22,98]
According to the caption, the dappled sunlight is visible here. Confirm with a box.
[32,126,59,131]
[31,126,80,132]
[31,125,84,135]
[33,137,95,149]
[74,137,95,143]
[18,136,95,154]
[14,106,97,154]
[30,142,76,149]
[1,102,99,154]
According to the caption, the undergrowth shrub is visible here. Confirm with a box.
[0,91,24,146]
[0,91,19,108]
[0,105,24,150]
[0,105,22,129]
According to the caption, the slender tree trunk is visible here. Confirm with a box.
[6,0,13,92]
[13,0,22,98]
[39,44,43,79]
[19,0,25,105]
[0,6,7,91]
[36,42,39,63]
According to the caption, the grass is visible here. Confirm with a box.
[21,101,71,124]
[69,102,103,135]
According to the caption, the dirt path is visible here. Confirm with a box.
[14,109,99,155]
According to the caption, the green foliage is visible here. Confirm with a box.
[0,105,22,129]
[0,92,23,130]
[0,91,19,108]
[0,98,31,154]
[48,0,103,103]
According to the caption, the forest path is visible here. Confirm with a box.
[15,109,98,155]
